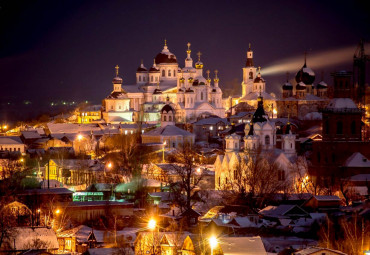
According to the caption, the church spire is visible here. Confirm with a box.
[246,43,254,67]
[186,42,191,59]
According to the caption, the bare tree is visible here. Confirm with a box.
[166,143,205,212]
[221,147,289,208]
[319,214,370,255]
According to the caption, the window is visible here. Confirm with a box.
[336,121,343,134]
[163,116,167,121]
[234,142,237,148]
[169,116,172,121]
[249,71,253,79]
[174,70,176,76]
[278,170,285,181]
[155,77,158,81]
[351,121,356,134]
[168,70,171,77]
[151,76,153,82]
[139,76,141,82]
[162,70,165,77]
[265,135,270,145]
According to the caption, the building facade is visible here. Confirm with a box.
[102,42,225,124]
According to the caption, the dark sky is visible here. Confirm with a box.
[0,0,369,109]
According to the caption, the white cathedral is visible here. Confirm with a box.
[102,41,225,124]
[214,95,300,191]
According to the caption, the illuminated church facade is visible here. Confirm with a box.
[102,41,225,124]
[225,45,277,116]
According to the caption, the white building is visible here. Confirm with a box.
[0,136,25,153]
[102,41,225,124]
[215,95,300,191]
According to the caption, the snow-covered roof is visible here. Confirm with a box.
[142,125,194,137]
[313,195,341,201]
[295,247,346,255]
[194,117,230,125]
[240,91,275,101]
[21,130,42,139]
[350,174,370,181]
[47,123,102,134]
[343,152,370,167]
[302,67,315,76]
[58,225,138,244]
[327,98,357,109]
[218,236,266,255]
[6,227,59,250]
[0,136,24,145]
[259,204,308,218]
[303,112,322,120]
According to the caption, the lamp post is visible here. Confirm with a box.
[162,141,166,163]
[148,218,156,255]
[209,236,218,255]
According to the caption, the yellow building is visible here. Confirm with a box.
[76,105,101,123]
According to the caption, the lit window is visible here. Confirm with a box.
[209,126,213,131]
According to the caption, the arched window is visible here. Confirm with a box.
[351,121,356,134]
[265,135,270,145]
[162,70,165,77]
[163,116,167,121]
[249,71,253,79]
[201,92,203,100]
[151,76,153,82]
[139,76,141,82]
[290,143,293,149]
[168,70,171,77]
[169,115,172,121]
[336,121,343,134]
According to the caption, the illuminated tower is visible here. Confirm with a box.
[242,43,257,97]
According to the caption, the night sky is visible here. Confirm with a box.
[0,0,369,119]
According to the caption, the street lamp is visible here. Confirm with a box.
[148,218,156,255]
[209,236,218,255]
[273,108,277,118]
[77,134,83,141]
[162,141,167,163]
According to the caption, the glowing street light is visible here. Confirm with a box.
[107,162,113,169]
[148,218,156,231]
[196,167,201,174]
[148,218,157,255]
[209,236,218,255]
[77,134,83,141]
